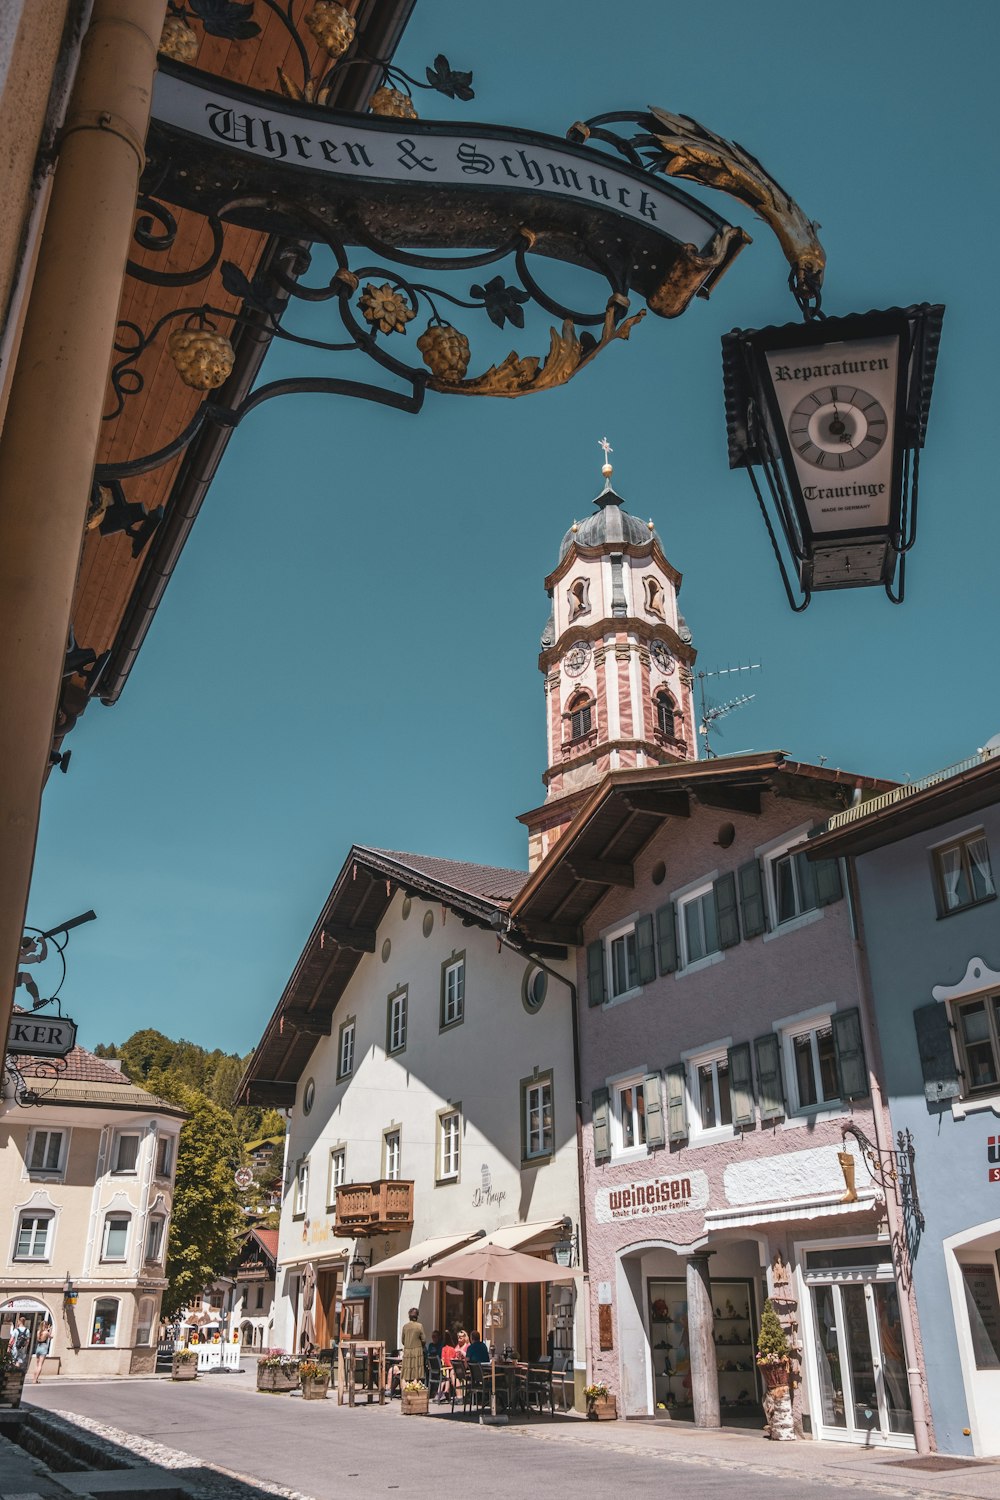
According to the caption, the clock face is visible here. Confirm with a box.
[650,641,675,675]
[788,386,888,471]
[564,641,592,677]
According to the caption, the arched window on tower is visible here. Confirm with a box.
[643,575,666,621]
[565,690,595,743]
[567,577,590,621]
[655,689,677,740]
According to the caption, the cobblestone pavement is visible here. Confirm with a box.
[19,1373,1000,1500]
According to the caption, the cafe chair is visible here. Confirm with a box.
[426,1352,442,1398]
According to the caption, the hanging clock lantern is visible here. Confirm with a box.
[722,304,944,608]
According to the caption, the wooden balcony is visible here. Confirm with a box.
[334,1179,414,1238]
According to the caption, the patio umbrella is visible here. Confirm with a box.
[407,1243,580,1420]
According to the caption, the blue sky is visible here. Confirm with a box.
[27,0,1000,1053]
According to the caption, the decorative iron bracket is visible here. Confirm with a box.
[842,1122,925,1234]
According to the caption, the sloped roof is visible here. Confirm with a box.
[17,1045,130,1085]
[252,1228,279,1260]
[365,848,526,903]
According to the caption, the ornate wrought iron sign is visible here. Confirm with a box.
[6,1014,78,1059]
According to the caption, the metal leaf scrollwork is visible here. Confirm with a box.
[3,1054,68,1108]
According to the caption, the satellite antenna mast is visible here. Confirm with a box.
[689,662,762,759]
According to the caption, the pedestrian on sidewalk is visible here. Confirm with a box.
[401,1307,426,1384]
[32,1319,52,1383]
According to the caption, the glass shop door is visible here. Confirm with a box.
[808,1265,913,1445]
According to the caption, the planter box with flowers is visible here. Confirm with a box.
[171,1350,198,1382]
[401,1380,429,1415]
[584,1383,617,1420]
[757,1299,794,1441]
[299,1359,331,1401]
[256,1351,300,1393]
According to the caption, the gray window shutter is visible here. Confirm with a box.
[587,940,606,1007]
[643,1073,665,1148]
[666,1063,688,1142]
[814,855,844,907]
[754,1033,785,1120]
[713,871,741,949]
[636,914,656,985]
[913,1002,961,1102]
[738,859,767,938]
[592,1087,611,1163]
[727,1042,755,1126]
[656,902,678,975]
[831,1007,869,1100]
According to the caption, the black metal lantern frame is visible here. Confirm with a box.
[722,304,944,609]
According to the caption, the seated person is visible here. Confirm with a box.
[465,1330,490,1363]
[437,1331,457,1401]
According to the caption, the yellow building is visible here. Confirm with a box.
[1,1043,184,1375]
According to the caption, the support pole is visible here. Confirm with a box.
[0,0,167,1046]
[686,1251,720,1428]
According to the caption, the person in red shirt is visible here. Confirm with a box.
[437,1329,457,1402]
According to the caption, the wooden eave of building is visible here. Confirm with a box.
[61,0,415,739]
[236,846,525,1106]
[806,755,1000,860]
[511,753,894,946]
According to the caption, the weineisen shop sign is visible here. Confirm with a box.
[595,1171,709,1224]
[6,1013,78,1058]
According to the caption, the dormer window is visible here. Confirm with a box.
[567,577,590,621]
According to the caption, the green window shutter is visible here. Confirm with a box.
[656,902,678,975]
[727,1042,755,1126]
[643,1073,665,1148]
[913,1002,961,1102]
[754,1033,785,1121]
[813,855,844,907]
[738,860,767,938]
[713,871,741,949]
[665,1063,688,1143]
[587,940,606,1007]
[592,1087,611,1163]
[794,850,819,912]
[636,914,656,985]
[832,1007,869,1100]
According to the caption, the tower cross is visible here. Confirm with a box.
[598,436,613,465]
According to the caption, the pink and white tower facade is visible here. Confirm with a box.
[520,442,698,871]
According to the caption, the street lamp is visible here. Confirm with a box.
[722,304,945,608]
[349,1250,371,1284]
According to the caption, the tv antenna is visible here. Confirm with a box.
[689,663,762,759]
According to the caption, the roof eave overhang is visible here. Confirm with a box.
[807,759,1000,860]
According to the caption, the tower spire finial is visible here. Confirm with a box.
[598,435,613,482]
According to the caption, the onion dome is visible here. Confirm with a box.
[559,474,660,559]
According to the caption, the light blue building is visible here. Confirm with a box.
[812,749,1000,1456]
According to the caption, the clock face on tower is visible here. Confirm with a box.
[650,641,675,675]
[564,641,592,677]
[788,386,888,471]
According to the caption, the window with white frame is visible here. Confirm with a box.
[328,1146,346,1202]
[91,1298,118,1346]
[441,954,465,1028]
[113,1132,140,1174]
[383,1128,401,1180]
[294,1158,309,1217]
[101,1213,130,1262]
[784,1018,840,1112]
[27,1129,66,1175]
[155,1136,173,1177]
[613,1076,647,1154]
[337,1019,355,1080]
[144,1215,165,1263]
[438,1109,461,1181]
[954,994,1000,1094]
[14,1212,52,1260]
[678,884,720,967]
[387,986,407,1054]
[136,1296,156,1345]
[690,1051,733,1133]
[522,1074,554,1161]
[934,831,996,916]
[608,923,638,998]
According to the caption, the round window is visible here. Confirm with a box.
[303,1078,315,1116]
[381,938,391,963]
[422,910,434,938]
[651,860,667,886]
[521,964,548,1013]
[401,897,412,920]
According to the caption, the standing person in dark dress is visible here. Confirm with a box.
[401,1307,426,1384]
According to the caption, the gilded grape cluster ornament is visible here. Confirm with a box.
[370,86,418,119]
[305,1,356,59]
[167,326,236,390]
[417,324,471,382]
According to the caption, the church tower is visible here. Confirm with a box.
[520,442,698,871]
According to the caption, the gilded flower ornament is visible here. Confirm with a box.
[359,283,416,335]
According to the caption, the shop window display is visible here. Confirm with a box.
[648,1277,760,1415]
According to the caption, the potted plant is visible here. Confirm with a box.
[401,1379,429,1415]
[756,1298,794,1441]
[0,1345,25,1407]
[299,1358,330,1401]
[256,1350,300,1393]
[171,1348,198,1382]
[584,1382,617,1420]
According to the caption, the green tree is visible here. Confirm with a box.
[150,1075,245,1318]
[757,1298,790,1365]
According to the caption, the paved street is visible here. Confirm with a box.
[19,1372,1000,1500]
